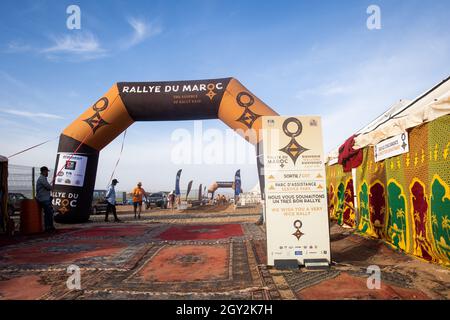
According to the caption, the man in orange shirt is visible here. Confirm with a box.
[132,182,146,219]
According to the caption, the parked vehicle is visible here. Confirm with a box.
[146,192,168,209]
[7,192,28,216]
[116,191,127,205]
[91,190,108,215]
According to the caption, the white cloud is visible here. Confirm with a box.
[41,32,107,60]
[296,82,354,99]
[0,108,64,120]
[0,71,26,88]
[122,17,162,49]
[6,18,161,61]
[5,40,32,53]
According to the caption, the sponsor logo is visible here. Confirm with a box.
[295,251,303,256]
[235,91,261,129]
[121,82,223,102]
[279,117,309,165]
[59,199,70,214]
[52,192,79,214]
[205,83,217,100]
[292,219,304,240]
[83,97,110,134]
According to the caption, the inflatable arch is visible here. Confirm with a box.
[208,181,235,199]
[52,77,278,223]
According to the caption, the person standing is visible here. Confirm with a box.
[132,182,146,219]
[36,166,55,232]
[168,191,175,212]
[105,179,121,222]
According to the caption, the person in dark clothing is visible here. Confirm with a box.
[36,166,55,232]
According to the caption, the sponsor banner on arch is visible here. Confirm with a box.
[54,152,88,187]
[262,115,331,266]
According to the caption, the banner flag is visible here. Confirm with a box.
[175,169,182,196]
[186,180,193,200]
[198,184,203,201]
[234,169,242,196]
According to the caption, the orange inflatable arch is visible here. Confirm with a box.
[53,78,278,223]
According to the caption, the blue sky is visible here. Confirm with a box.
[1,0,449,192]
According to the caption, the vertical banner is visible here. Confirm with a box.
[186,180,193,200]
[175,169,182,196]
[198,184,202,201]
[262,116,331,266]
[234,169,242,196]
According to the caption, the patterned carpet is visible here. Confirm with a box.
[0,222,272,299]
[0,220,447,300]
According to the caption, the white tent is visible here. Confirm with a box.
[249,183,261,195]
[326,76,450,161]
[354,76,450,149]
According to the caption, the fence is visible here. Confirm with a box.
[8,165,53,199]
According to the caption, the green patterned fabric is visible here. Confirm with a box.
[353,115,450,266]
[326,163,355,227]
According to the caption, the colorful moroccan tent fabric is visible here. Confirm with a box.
[354,115,449,266]
[326,163,356,228]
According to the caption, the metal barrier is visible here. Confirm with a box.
[8,164,52,199]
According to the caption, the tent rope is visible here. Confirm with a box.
[106,129,127,187]
[7,137,59,159]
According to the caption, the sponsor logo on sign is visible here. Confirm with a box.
[292,219,304,240]
[279,117,309,165]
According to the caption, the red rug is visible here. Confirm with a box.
[297,272,430,300]
[0,228,78,247]
[69,225,148,238]
[0,275,52,299]
[157,224,243,241]
[1,239,126,266]
[137,244,229,282]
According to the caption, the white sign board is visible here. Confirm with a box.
[262,116,331,266]
[55,153,88,187]
[374,132,409,162]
